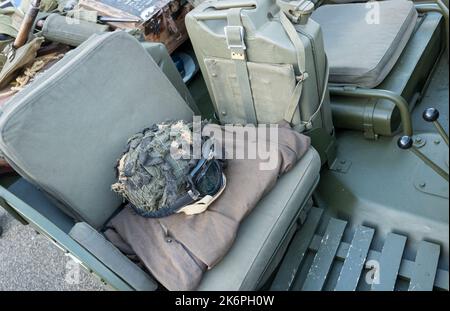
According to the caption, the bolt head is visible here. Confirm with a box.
[397,136,413,149]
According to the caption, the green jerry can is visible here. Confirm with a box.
[185,0,336,164]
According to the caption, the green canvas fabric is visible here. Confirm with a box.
[66,9,99,23]
[111,120,209,217]
[0,8,18,51]
[311,0,418,88]
[198,148,320,290]
[20,0,59,13]
[106,124,317,290]
[0,36,44,88]
[0,31,194,228]
[141,42,199,114]
[0,10,18,38]
[204,58,300,125]
[41,13,109,47]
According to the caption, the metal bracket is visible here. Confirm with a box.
[411,133,449,197]
[2,43,16,62]
[329,158,352,174]
[363,99,378,140]
[329,87,413,137]
[224,26,246,50]
[230,51,245,60]
[225,25,246,60]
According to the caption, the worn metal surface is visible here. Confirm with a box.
[273,209,448,291]
[334,226,375,291]
[309,233,448,291]
[411,133,450,192]
[302,218,346,291]
[409,241,441,291]
[317,54,449,267]
[270,208,323,291]
[371,233,407,291]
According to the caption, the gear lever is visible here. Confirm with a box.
[397,135,449,181]
[422,108,449,146]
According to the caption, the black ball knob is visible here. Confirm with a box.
[397,136,413,149]
[423,108,439,122]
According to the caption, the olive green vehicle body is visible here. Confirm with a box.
[0,0,448,291]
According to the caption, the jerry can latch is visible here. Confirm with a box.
[277,0,315,24]
[224,25,246,60]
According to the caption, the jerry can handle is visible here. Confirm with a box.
[191,0,256,20]
[276,0,315,24]
[210,0,256,10]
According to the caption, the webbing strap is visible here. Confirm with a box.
[225,8,257,124]
[279,11,308,129]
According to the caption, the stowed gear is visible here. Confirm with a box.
[112,120,226,218]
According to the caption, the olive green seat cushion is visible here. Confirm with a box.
[312,0,418,88]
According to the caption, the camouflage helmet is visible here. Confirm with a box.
[112,120,226,218]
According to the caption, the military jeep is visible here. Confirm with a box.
[0,0,448,291]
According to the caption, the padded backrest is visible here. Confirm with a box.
[0,31,194,228]
[141,42,199,115]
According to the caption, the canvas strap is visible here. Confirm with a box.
[279,10,309,131]
[225,8,258,124]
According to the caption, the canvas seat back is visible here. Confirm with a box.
[0,31,194,229]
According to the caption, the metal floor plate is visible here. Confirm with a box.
[270,207,449,291]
